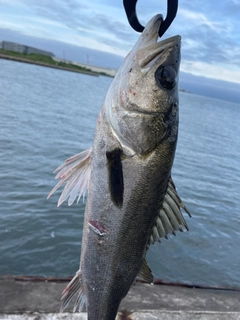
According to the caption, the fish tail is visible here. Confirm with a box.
[60,270,86,313]
[117,310,133,320]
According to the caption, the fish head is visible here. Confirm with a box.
[107,14,181,156]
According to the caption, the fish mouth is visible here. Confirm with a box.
[137,35,181,69]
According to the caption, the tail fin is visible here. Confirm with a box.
[48,148,92,206]
[117,310,133,320]
[61,270,86,313]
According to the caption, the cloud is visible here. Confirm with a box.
[172,5,240,83]
[179,9,224,33]
[1,0,136,54]
[181,60,240,84]
[1,0,240,84]
[225,0,240,14]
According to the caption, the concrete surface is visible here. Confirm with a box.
[1,276,240,319]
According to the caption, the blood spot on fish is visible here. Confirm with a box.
[97,114,101,125]
[97,239,106,246]
[106,148,124,208]
[119,88,124,105]
[97,108,104,125]
[128,89,136,96]
[89,220,107,236]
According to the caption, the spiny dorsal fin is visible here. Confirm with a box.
[137,258,154,284]
[61,270,86,313]
[149,177,191,244]
[47,148,91,206]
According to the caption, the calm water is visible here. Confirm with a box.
[0,59,240,287]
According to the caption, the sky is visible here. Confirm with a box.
[1,0,240,87]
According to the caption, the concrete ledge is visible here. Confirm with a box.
[1,276,240,319]
[131,311,240,320]
[1,311,240,320]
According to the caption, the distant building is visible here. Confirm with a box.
[25,46,54,57]
[2,41,25,53]
[1,41,54,57]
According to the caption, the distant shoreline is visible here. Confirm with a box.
[0,53,100,76]
[0,53,191,92]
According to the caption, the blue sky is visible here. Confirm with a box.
[1,0,240,84]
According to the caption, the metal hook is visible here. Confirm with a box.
[123,0,178,37]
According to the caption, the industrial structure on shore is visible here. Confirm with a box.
[0,41,54,57]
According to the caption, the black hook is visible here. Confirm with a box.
[123,0,178,37]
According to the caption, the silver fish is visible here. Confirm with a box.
[48,14,190,320]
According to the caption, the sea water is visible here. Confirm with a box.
[0,59,240,287]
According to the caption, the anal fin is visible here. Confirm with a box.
[61,270,86,313]
[137,258,154,284]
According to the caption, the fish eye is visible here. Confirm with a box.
[155,66,176,90]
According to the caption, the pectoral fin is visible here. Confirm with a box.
[149,177,191,244]
[47,148,92,206]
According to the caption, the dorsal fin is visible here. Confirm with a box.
[47,148,92,206]
[149,177,191,244]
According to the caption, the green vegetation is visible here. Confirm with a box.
[0,48,27,58]
[0,49,58,64]
[0,49,103,75]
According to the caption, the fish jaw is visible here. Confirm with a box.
[129,14,163,53]
[106,15,181,156]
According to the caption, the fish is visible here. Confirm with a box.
[48,14,191,320]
